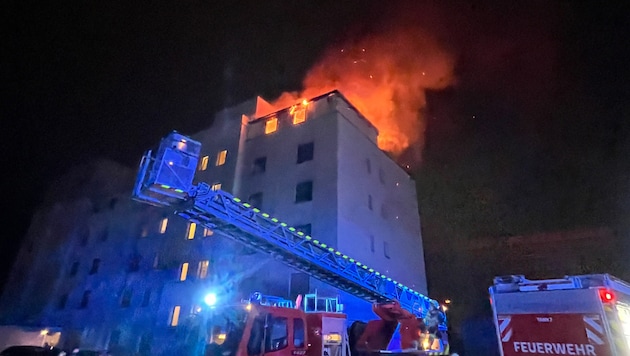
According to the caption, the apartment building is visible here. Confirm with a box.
[0,90,428,354]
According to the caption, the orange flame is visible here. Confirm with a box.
[272,27,455,161]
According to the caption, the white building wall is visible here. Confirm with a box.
[334,98,428,294]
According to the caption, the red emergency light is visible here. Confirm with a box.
[598,288,615,303]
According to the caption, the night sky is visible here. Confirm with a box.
[3,1,629,297]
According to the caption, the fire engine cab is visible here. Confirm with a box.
[489,274,630,356]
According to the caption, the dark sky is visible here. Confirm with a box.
[3,1,629,293]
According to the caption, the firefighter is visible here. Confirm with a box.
[424,304,445,350]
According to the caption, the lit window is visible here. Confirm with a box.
[197,260,209,279]
[199,156,209,171]
[186,223,196,240]
[159,218,168,234]
[293,108,306,125]
[203,228,214,237]
[179,262,189,281]
[140,225,149,238]
[297,142,314,164]
[295,181,313,203]
[265,117,278,134]
[170,306,181,326]
[216,150,227,166]
[211,182,222,191]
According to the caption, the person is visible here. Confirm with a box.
[424,304,445,350]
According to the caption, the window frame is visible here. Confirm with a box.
[265,316,289,351]
[248,192,263,209]
[199,155,209,171]
[295,181,313,203]
[197,260,209,279]
[297,142,314,164]
[179,262,189,281]
[216,150,228,166]
[186,222,196,240]
[265,117,279,134]
[89,258,101,275]
[253,156,267,174]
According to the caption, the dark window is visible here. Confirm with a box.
[57,294,68,310]
[265,316,288,351]
[383,241,390,259]
[109,198,118,210]
[297,142,314,164]
[79,290,91,308]
[99,228,108,241]
[295,224,312,236]
[381,204,389,219]
[366,158,372,174]
[89,259,101,275]
[128,254,141,272]
[139,333,153,355]
[368,195,373,210]
[69,262,79,277]
[370,235,375,253]
[379,168,385,184]
[110,330,121,345]
[293,318,305,348]
[142,288,152,307]
[295,181,313,203]
[253,157,267,174]
[248,316,265,355]
[78,226,89,247]
[121,289,132,308]
[248,192,263,209]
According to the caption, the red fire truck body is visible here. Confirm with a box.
[489,274,630,356]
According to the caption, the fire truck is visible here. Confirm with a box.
[132,131,449,355]
[489,274,630,356]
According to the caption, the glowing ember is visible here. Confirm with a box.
[272,27,455,161]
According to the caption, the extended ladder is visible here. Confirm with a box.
[132,131,443,324]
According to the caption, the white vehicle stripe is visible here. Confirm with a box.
[501,327,513,342]
[586,328,605,345]
[499,316,511,334]
[583,316,604,334]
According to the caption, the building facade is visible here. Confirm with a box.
[0,91,428,354]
